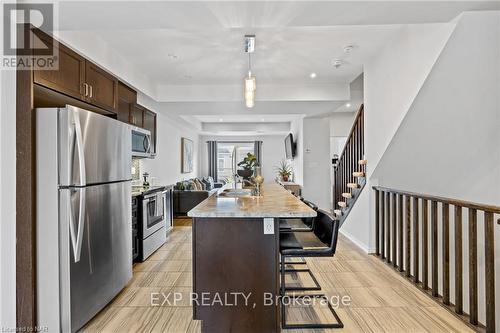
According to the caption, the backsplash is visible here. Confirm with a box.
[132,159,141,185]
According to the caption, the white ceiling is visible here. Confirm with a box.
[57,1,499,30]
[50,1,499,134]
[83,26,396,86]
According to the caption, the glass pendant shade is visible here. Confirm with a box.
[244,72,256,108]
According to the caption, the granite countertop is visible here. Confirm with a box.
[187,183,316,218]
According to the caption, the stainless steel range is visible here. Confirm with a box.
[133,186,173,261]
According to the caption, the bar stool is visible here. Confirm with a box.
[279,199,319,287]
[279,199,318,232]
[279,209,343,329]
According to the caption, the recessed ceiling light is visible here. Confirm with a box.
[346,103,351,107]
[309,72,317,79]
[332,59,342,69]
[219,118,223,122]
[343,45,354,53]
[261,118,265,122]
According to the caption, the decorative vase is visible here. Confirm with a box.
[237,169,253,179]
[253,166,264,196]
[282,175,289,182]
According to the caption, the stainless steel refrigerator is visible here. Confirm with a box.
[36,105,132,332]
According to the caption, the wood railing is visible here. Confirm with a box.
[333,104,364,214]
[373,186,500,332]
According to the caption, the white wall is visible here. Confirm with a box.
[302,118,331,210]
[372,12,500,204]
[341,21,456,252]
[199,135,286,183]
[329,112,357,138]
[138,94,200,185]
[0,69,17,329]
[364,22,456,178]
[372,12,500,327]
[343,11,500,327]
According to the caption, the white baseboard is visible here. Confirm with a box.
[339,229,376,254]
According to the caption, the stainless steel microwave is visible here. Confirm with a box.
[132,127,153,158]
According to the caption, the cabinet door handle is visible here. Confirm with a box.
[89,85,93,99]
[83,83,88,97]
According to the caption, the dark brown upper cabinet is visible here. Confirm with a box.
[33,28,118,114]
[117,82,137,123]
[129,103,144,128]
[32,28,157,152]
[143,109,157,155]
[33,31,86,101]
[84,61,118,112]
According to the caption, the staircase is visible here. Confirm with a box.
[332,104,366,226]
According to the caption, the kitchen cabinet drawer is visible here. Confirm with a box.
[85,61,118,113]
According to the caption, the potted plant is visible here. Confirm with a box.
[275,160,293,182]
[237,153,258,179]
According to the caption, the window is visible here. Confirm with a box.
[216,142,255,183]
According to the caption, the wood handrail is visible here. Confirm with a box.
[372,186,500,214]
[373,186,498,332]
[336,104,364,164]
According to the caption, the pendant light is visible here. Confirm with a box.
[244,35,256,108]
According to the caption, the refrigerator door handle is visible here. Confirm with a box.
[72,109,86,186]
[69,188,86,263]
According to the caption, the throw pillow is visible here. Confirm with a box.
[201,178,211,190]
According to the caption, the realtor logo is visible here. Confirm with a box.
[2,3,58,69]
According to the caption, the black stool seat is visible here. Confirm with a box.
[279,218,313,231]
[280,231,327,251]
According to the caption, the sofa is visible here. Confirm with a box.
[173,177,223,216]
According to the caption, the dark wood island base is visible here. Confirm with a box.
[188,184,316,332]
[192,217,280,333]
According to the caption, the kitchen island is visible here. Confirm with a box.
[188,183,316,333]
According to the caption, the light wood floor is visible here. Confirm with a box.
[81,218,473,333]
